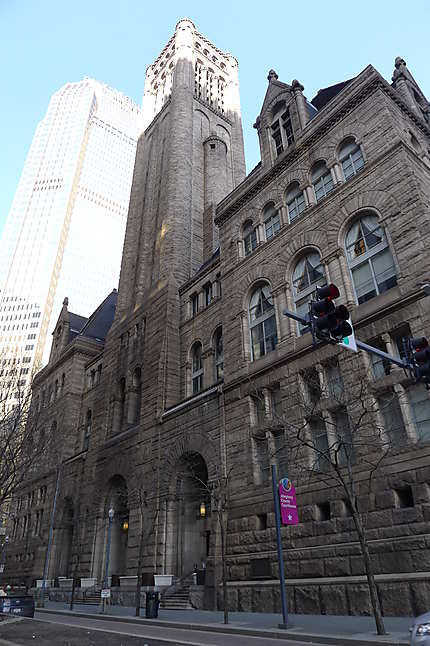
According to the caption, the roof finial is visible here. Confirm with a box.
[267,69,278,82]
[63,297,69,308]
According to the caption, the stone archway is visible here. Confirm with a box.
[166,452,211,577]
[93,475,129,583]
[54,497,74,578]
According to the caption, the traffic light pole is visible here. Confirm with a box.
[283,309,410,371]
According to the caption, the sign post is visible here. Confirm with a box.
[271,464,288,629]
[279,478,299,526]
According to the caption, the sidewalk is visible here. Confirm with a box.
[38,601,412,645]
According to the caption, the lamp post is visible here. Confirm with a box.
[102,508,114,613]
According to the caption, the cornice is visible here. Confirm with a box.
[215,77,430,228]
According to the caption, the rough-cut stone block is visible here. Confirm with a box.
[379,551,413,573]
[238,587,253,612]
[252,586,274,613]
[392,508,418,525]
[347,584,372,616]
[410,581,430,616]
[379,582,413,616]
[320,585,349,615]
[324,557,351,577]
[295,586,321,614]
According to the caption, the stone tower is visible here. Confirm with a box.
[100,18,245,428]
[116,18,245,315]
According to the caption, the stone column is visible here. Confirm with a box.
[279,204,288,227]
[203,349,215,386]
[239,309,250,361]
[272,283,291,343]
[284,283,299,339]
[394,383,418,442]
[305,185,316,207]
[329,164,339,187]
[237,239,244,260]
[323,250,355,310]
[331,162,343,184]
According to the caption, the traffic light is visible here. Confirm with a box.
[408,337,430,384]
[310,284,352,343]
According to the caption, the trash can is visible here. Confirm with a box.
[145,591,160,618]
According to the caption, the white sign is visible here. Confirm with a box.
[340,318,357,353]
[0,564,4,573]
[101,589,111,599]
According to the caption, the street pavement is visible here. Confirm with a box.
[0,615,329,646]
[30,601,413,646]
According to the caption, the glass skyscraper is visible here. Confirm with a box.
[0,78,141,404]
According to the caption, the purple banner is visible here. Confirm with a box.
[279,478,299,525]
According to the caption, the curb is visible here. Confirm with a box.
[36,608,409,646]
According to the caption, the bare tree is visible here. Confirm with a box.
[176,449,232,624]
[249,359,405,636]
[132,484,159,617]
[0,361,49,513]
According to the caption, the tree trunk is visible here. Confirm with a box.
[135,526,145,617]
[70,569,77,611]
[352,510,386,635]
[220,510,228,625]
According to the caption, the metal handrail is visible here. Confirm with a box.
[160,569,195,598]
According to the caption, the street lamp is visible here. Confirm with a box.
[102,508,114,614]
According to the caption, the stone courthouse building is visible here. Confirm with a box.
[6,19,430,615]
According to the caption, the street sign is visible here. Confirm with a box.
[101,589,111,599]
[0,564,4,573]
[279,478,299,525]
[339,318,357,352]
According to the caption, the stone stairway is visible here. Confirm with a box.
[81,589,102,605]
[160,576,193,610]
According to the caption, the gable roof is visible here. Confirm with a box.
[311,79,354,111]
[68,312,88,342]
[77,289,118,342]
[256,70,292,123]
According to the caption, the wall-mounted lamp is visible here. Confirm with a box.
[122,519,129,532]
[199,502,206,518]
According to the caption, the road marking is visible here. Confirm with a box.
[32,616,218,646]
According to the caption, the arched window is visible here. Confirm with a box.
[293,252,326,333]
[191,343,203,394]
[263,203,280,240]
[243,221,257,256]
[214,327,223,381]
[249,284,278,360]
[83,410,92,451]
[345,213,397,304]
[339,138,364,180]
[285,182,305,222]
[311,161,333,202]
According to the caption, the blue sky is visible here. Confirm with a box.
[1,0,429,238]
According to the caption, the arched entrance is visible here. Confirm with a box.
[93,475,129,583]
[54,497,74,578]
[169,452,211,576]
[108,476,129,578]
